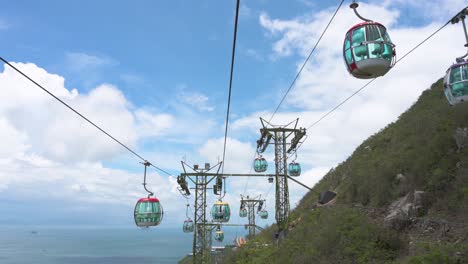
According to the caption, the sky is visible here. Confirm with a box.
[0,0,467,230]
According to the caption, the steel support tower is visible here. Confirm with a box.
[180,162,220,264]
[178,155,310,263]
[240,195,265,237]
[256,118,306,232]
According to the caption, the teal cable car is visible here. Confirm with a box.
[444,61,468,105]
[253,155,268,172]
[443,7,468,105]
[343,2,396,79]
[134,161,163,228]
[239,207,247,218]
[211,200,231,223]
[182,204,193,233]
[134,197,163,227]
[183,218,194,233]
[259,210,268,219]
[214,227,224,242]
[288,161,301,177]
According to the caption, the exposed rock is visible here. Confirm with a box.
[413,190,426,216]
[454,127,468,152]
[395,173,406,184]
[384,191,426,230]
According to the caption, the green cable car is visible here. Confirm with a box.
[211,201,231,223]
[253,156,268,172]
[444,61,468,105]
[239,207,247,218]
[134,197,163,228]
[288,161,301,177]
[214,228,224,242]
[343,2,396,79]
[259,210,268,220]
[443,7,468,105]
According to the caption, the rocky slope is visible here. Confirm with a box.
[221,79,468,263]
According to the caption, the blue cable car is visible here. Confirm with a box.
[253,156,268,172]
[288,161,301,177]
[343,2,396,79]
[211,201,231,223]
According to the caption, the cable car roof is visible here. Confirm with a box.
[447,60,468,71]
[137,197,160,203]
[346,21,386,33]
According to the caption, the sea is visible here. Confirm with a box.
[0,226,241,264]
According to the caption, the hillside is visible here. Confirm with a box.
[221,78,468,263]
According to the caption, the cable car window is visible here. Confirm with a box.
[382,43,393,60]
[352,27,365,46]
[462,65,468,81]
[352,27,368,61]
[138,202,146,212]
[450,67,462,83]
[366,24,380,41]
[383,30,392,42]
[369,43,382,59]
[344,32,353,64]
[353,45,368,61]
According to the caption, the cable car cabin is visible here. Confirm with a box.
[134,197,163,227]
[214,230,224,242]
[239,207,247,218]
[183,219,194,233]
[343,22,396,79]
[444,61,468,105]
[259,210,268,219]
[211,201,231,222]
[253,157,268,172]
[288,162,301,177]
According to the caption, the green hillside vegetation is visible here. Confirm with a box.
[221,78,468,263]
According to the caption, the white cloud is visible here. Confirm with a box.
[259,3,399,57]
[135,110,173,138]
[0,61,226,226]
[0,62,178,163]
[383,0,467,21]
[65,52,116,71]
[221,1,467,220]
[177,88,214,112]
[0,62,177,190]
[199,137,256,172]
[242,1,465,171]
[1,1,465,228]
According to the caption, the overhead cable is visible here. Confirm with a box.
[0,56,172,176]
[269,0,346,122]
[306,20,451,130]
[221,0,241,174]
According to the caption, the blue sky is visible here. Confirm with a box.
[0,0,467,229]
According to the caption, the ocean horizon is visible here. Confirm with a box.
[0,225,243,264]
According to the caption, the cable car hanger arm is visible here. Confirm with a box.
[350,2,372,22]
